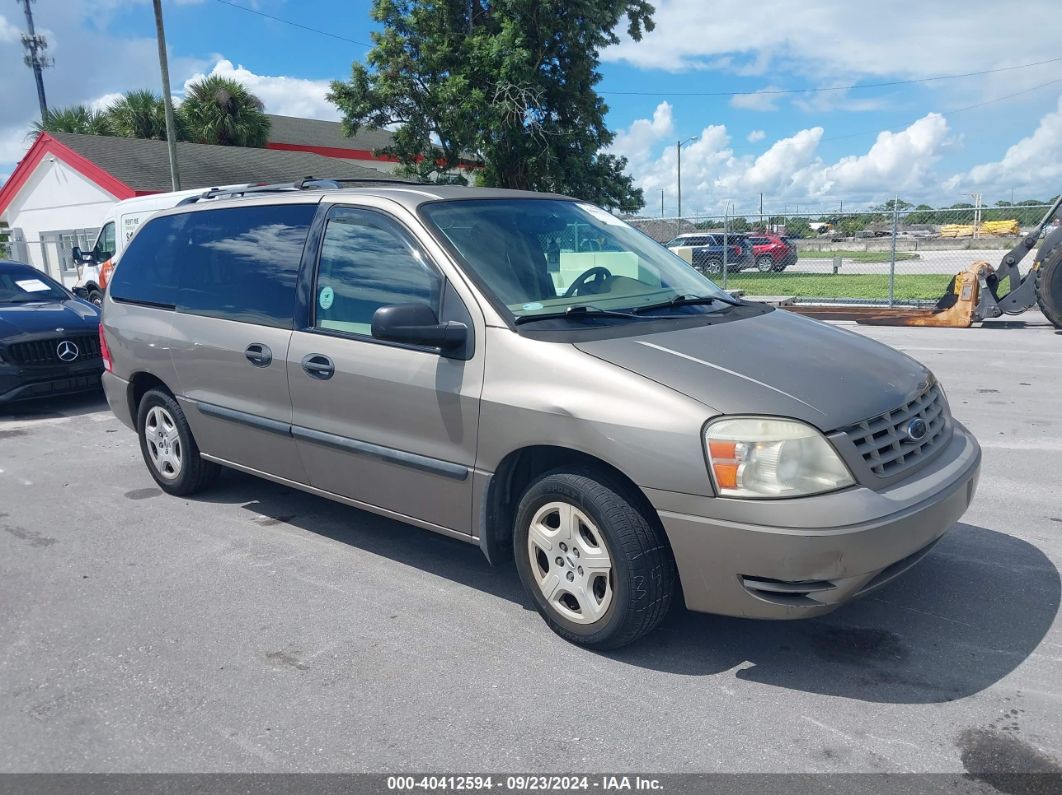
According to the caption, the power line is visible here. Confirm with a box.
[212,0,372,47]
[819,77,1062,144]
[600,56,1062,97]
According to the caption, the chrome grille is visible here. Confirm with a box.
[5,334,101,366]
[841,384,949,478]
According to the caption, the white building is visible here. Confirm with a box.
[0,115,426,282]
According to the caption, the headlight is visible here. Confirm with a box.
[704,417,854,498]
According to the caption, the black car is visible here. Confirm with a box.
[0,261,104,404]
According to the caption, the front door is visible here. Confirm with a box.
[287,206,483,535]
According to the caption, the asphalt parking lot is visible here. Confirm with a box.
[1,312,1060,777]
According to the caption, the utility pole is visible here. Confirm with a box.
[153,0,181,190]
[676,137,695,218]
[759,192,763,230]
[19,0,52,121]
[676,140,682,218]
[660,189,664,218]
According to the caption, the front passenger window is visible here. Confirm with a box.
[315,210,442,338]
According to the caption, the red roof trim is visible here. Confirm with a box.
[267,141,401,162]
[266,141,480,169]
[0,133,136,216]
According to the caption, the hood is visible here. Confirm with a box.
[575,308,931,431]
[0,299,101,338]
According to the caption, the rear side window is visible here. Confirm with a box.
[109,216,181,308]
[111,204,315,326]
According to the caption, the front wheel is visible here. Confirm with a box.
[87,289,103,306]
[513,471,676,649]
[756,255,774,272]
[137,388,220,496]
[1035,244,1062,329]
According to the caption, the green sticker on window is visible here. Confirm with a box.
[319,285,334,310]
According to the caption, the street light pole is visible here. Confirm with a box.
[153,0,181,191]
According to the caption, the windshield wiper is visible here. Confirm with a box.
[633,293,743,314]
[515,305,656,325]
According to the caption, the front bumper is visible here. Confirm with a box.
[649,423,981,619]
[0,360,104,403]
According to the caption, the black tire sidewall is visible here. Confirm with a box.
[1035,245,1062,329]
[136,389,203,495]
[513,473,641,646]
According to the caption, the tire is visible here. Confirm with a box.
[136,388,220,496]
[695,257,723,276]
[87,289,103,306]
[756,255,774,272]
[513,470,676,649]
[1035,244,1062,330]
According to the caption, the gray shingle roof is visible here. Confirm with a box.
[265,114,395,152]
[49,132,399,193]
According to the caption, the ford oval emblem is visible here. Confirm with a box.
[905,417,929,443]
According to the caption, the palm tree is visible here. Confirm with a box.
[179,76,270,147]
[107,89,180,141]
[34,105,114,136]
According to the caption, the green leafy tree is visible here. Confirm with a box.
[33,105,114,136]
[329,0,654,212]
[783,217,813,239]
[107,89,181,141]
[179,75,270,147]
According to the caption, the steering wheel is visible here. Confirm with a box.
[564,266,613,297]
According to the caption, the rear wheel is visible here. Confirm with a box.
[756,255,774,272]
[513,470,676,649]
[1035,244,1062,329]
[137,388,220,496]
[695,256,724,276]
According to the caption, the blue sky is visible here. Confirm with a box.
[2,0,1061,215]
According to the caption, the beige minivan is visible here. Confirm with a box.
[100,182,981,648]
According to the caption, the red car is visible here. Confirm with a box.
[747,234,796,272]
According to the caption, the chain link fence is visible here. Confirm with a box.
[628,205,1060,306]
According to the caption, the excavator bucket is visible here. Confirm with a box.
[786,261,990,327]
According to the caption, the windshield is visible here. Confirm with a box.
[0,269,68,304]
[421,199,732,321]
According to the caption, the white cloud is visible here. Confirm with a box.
[182,59,340,121]
[0,14,21,43]
[604,0,1057,87]
[729,87,782,112]
[948,95,1062,197]
[810,113,951,196]
[747,129,765,142]
[610,101,673,170]
[611,108,954,213]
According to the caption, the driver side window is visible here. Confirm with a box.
[314,209,442,338]
[93,222,116,261]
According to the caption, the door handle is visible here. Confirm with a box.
[244,343,272,367]
[301,353,334,380]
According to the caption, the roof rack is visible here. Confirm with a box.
[294,176,426,189]
[176,183,300,205]
[175,176,429,206]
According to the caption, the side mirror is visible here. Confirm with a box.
[72,246,94,265]
[371,303,467,352]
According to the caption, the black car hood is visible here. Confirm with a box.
[575,308,932,430]
[0,300,101,338]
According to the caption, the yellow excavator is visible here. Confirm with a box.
[791,195,1062,328]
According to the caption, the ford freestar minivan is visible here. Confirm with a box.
[100,183,981,649]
